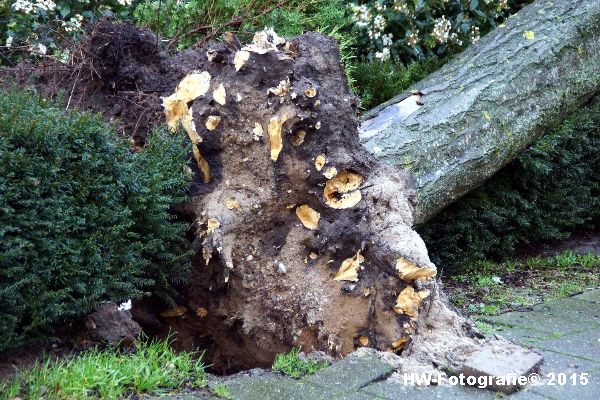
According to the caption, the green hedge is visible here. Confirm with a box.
[419,100,600,268]
[0,89,190,350]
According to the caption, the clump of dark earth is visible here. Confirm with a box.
[86,302,141,347]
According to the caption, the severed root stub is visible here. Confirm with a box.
[27,20,539,377]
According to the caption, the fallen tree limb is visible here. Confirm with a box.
[360,0,600,224]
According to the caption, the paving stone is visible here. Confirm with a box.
[219,372,339,400]
[508,387,550,399]
[532,298,600,322]
[536,349,600,375]
[573,289,600,304]
[529,369,600,400]
[484,299,600,336]
[305,352,393,392]
[360,380,499,400]
[531,330,600,362]
[460,345,543,393]
[494,326,548,345]
[332,391,381,399]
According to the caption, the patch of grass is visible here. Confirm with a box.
[272,348,328,378]
[0,337,206,400]
[474,320,498,336]
[447,251,600,319]
[212,384,233,399]
[558,283,583,297]
[553,250,579,269]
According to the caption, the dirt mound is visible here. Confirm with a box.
[2,21,180,147]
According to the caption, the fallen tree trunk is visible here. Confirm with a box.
[360,0,600,224]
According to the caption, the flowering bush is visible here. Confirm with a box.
[0,0,136,63]
[349,0,530,63]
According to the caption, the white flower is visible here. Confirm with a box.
[393,0,408,13]
[350,3,371,27]
[6,36,13,48]
[382,33,393,47]
[470,26,480,43]
[373,15,386,31]
[62,14,84,33]
[117,0,133,5]
[375,47,390,61]
[407,32,419,47]
[35,0,56,11]
[56,49,70,64]
[34,43,47,55]
[117,299,132,311]
[432,15,451,44]
[13,0,34,13]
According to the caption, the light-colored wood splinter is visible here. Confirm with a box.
[162,71,213,183]
[358,335,369,346]
[396,258,437,282]
[226,198,242,210]
[334,250,364,282]
[160,305,187,318]
[324,171,363,209]
[391,337,409,351]
[268,115,287,161]
[205,115,222,131]
[213,83,227,105]
[323,167,337,179]
[393,286,430,318]
[234,50,250,71]
[192,145,212,183]
[206,218,221,234]
[290,129,306,146]
[296,205,320,230]
[315,154,326,171]
[196,307,208,318]
[253,123,264,141]
[305,87,317,98]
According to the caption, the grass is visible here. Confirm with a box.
[0,337,207,400]
[447,250,600,317]
[212,384,233,399]
[272,348,328,378]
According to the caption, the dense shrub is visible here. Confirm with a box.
[419,100,600,268]
[0,89,190,350]
[349,0,532,64]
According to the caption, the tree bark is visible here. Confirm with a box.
[359,0,600,224]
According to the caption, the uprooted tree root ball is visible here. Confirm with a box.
[2,20,532,373]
